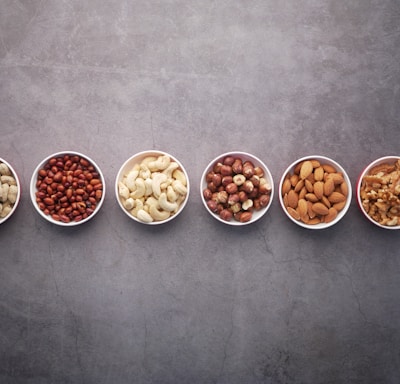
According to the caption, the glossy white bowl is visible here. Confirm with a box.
[357,156,400,230]
[0,157,21,224]
[200,151,274,226]
[115,150,190,225]
[279,155,352,229]
[30,151,106,226]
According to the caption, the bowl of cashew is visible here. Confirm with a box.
[357,156,400,229]
[0,157,21,224]
[115,150,190,224]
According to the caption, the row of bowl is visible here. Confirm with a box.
[0,151,399,230]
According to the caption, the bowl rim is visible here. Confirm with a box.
[115,150,190,225]
[200,151,274,226]
[30,150,106,226]
[356,155,400,230]
[278,155,352,229]
[0,157,21,225]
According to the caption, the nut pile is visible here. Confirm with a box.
[34,154,103,223]
[203,156,272,223]
[281,159,348,225]
[118,155,188,223]
[359,159,400,227]
[0,162,18,219]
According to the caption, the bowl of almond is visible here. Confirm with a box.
[357,156,400,229]
[279,155,352,229]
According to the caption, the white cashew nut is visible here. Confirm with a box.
[7,185,18,204]
[148,155,170,171]
[139,164,151,180]
[167,185,178,202]
[123,197,135,210]
[137,209,154,223]
[0,176,16,185]
[152,173,167,199]
[158,192,178,212]
[172,180,187,195]
[130,178,146,199]
[172,169,187,186]
[144,178,153,196]
[130,199,143,217]
[162,162,179,179]
[125,169,139,192]
[118,181,130,199]
[149,204,171,221]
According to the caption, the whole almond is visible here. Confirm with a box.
[314,181,324,200]
[307,201,316,219]
[312,202,329,215]
[311,159,321,168]
[287,190,299,209]
[340,181,348,196]
[308,217,321,224]
[282,178,292,195]
[329,173,344,185]
[328,191,346,203]
[300,161,313,180]
[323,178,335,196]
[294,179,304,193]
[287,206,300,220]
[297,198,308,217]
[333,201,346,211]
[314,166,324,181]
[290,174,299,187]
[305,179,314,193]
[322,164,337,173]
[324,207,338,223]
[305,193,319,203]
[299,186,307,200]
[321,195,332,208]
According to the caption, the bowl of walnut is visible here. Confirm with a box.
[357,156,400,229]
[279,155,352,229]
[200,152,274,225]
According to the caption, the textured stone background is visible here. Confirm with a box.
[1,1,399,383]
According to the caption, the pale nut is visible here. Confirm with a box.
[233,174,246,186]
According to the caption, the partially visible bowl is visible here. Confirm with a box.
[30,151,105,226]
[200,151,274,226]
[0,157,21,224]
[357,156,400,229]
[115,150,190,225]
[279,155,352,229]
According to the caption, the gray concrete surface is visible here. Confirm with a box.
[1,1,400,383]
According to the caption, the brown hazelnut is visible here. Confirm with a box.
[238,190,248,202]
[228,193,240,205]
[216,191,228,204]
[225,182,238,194]
[259,194,270,207]
[220,165,233,176]
[240,180,254,194]
[213,162,223,173]
[243,161,255,178]
[223,156,235,166]
[232,159,243,174]
[254,166,264,177]
[212,173,222,187]
[203,188,212,200]
[220,209,233,221]
[207,200,218,212]
[222,175,233,186]
[239,211,252,223]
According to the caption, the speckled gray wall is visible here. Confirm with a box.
[1,1,399,384]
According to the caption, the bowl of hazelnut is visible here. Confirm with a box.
[30,151,106,226]
[357,156,400,229]
[0,157,21,224]
[279,155,352,229]
[115,150,190,225]
[200,151,274,225]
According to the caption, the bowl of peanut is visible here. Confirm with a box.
[0,157,21,224]
[357,156,400,229]
[279,155,352,229]
[30,151,106,226]
[200,152,274,225]
[115,150,190,225]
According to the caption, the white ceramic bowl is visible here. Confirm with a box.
[357,156,400,230]
[200,151,274,226]
[30,151,106,226]
[115,150,190,225]
[279,155,352,229]
[0,157,21,224]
